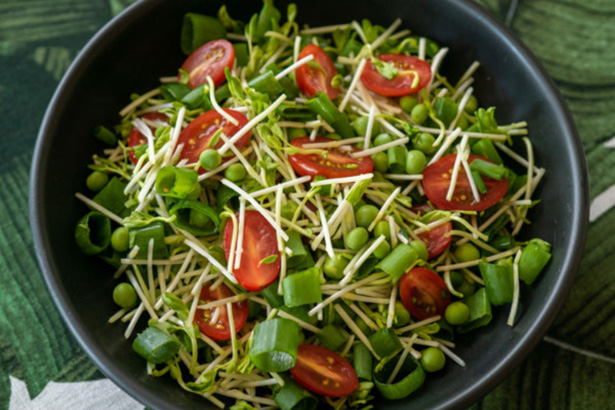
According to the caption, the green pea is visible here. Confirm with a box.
[373,240,391,259]
[453,243,480,262]
[373,133,392,147]
[405,150,426,174]
[281,201,298,221]
[399,95,419,113]
[352,116,380,137]
[373,220,391,241]
[409,240,428,261]
[86,171,109,192]
[324,254,350,279]
[111,227,129,252]
[372,152,389,173]
[189,209,213,229]
[345,227,369,250]
[356,205,379,228]
[288,127,308,139]
[394,302,410,327]
[456,115,469,130]
[420,347,446,372]
[225,163,246,182]
[113,283,137,309]
[410,103,428,125]
[457,279,476,297]
[199,149,222,171]
[413,132,437,155]
[326,132,342,140]
[464,95,478,114]
[445,301,470,325]
[449,271,464,287]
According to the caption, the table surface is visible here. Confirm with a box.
[2,0,615,409]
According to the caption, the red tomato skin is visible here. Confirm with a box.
[194,283,248,341]
[177,108,250,166]
[224,210,280,292]
[422,154,508,211]
[180,39,234,89]
[417,221,453,259]
[127,113,168,164]
[399,267,451,321]
[288,136,374,179]
[296,45,340,100]
[361,54,432,97]
[290,345,359,397]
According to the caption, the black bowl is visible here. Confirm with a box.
[30,0,589,409]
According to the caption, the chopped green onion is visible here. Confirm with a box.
[93,177,128,215]
[233,43,249,67]
[377,244,419,282]
[75,212,111,255]
[519,239,552,285]
[373,354,425,400]
[353,343,373,380]
[274,378,318,410]
[471,170,487,194]
[169,200,220,236]
[458,288,492,333]
[286,231,308,268]
[368,328,402,358]
[132,326,180,364]
[306,92,355,139]
[471,138,503,164]
[93,125,117,146]
[479,261,514,306]
[180,13,226,55]
[129,221,168,259]
[155,166,199,199]
[248,70,285,97]
[250,318,300,372]
[282,267,322,307]
[318,324,347,351]
[470,159,508,181]
[434,97,458,128]
[387,145,407,174]
[262,280,284,308]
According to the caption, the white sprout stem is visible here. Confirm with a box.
[339,58,368,112]
[274,54,314,80]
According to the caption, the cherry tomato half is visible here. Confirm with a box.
[127,112,168,164]
[290,345,359,397]
[224,210,280,292]
[417,221,453,259]
[361,54,431,97]
[399,267,451,321]
[177,108,250,165]
[422,154,508,211]
[296,45,340,100]
[288,136,374,179]
[194,282,248,341]
[179,39,234,89]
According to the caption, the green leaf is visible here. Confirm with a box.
[371,57,399,80]
[162,292,190,321]
[185,370,217,392]
[259,254,279,265]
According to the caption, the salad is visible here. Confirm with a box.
[74,1,553,409]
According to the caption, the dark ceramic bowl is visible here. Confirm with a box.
[30,0,589,409]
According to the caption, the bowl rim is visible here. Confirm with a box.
[29,0,589,409]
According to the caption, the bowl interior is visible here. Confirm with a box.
[30,0,588,409]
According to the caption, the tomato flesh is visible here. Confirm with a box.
[224,210,280,292]
[127,112,168,164]
[290,345,358,397]
[361,54,431,97]
[296,45,340,100]
[194,283,248,341]
[422,154,508,211]
[180,39,234,89]
[399,267,451,320]
[417,221,453,259]
[288,136,373,179]
[177,108,250,166]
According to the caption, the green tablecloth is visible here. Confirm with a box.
[2,0,614,408]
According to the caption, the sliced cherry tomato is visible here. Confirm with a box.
[399,267,451,321]
[224,210,280,291]
[410,203,434,217]
[290,345,359,397]
[179,39,234,89]
[177,108,250,166]
[417,221,452,259]
[288,136,374,179]
[360,54,431,97]
[127,112,168,164]
[296,45,340,100]
[194,282,248,341]
[422,154,508,211]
